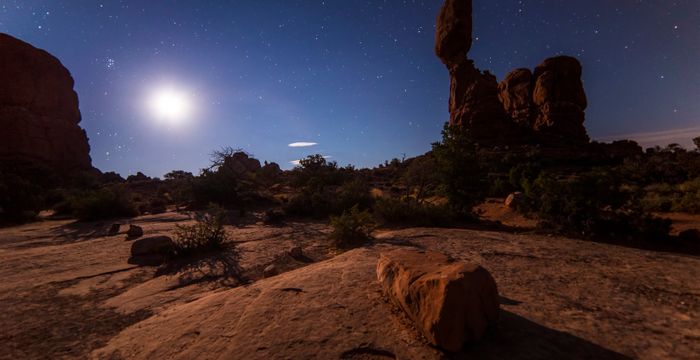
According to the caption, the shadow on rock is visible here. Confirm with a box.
[455,310,631,359]
[155,245,248,288]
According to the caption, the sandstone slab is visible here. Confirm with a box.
[376,249,499,351]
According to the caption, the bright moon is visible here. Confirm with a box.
[148,86,193,124]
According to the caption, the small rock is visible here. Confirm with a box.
[263,209,285,225]
[679,229,700,242]
[289,246,303,258]
[263,264,279,278]
[376,249,499,352]
[126,225,144,240]
[108,223,121,236]
[504,191,523,208]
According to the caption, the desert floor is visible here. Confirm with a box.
[0,210,698,359]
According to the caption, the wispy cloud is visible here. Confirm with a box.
[595,126,700,148]
[288,142,318,148]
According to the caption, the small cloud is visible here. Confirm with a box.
[288,142,318,148]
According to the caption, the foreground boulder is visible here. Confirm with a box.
[376,249,499,351]
[0,33,92,171]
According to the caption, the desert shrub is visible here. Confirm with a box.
[285,176,372,218]
[71,186,139,221]
[672,178,700,213]
[0,160,58,223]
[401,156,440,202]
[521,171,670,240]
[431,123,485,213]
[291,154,355,190]
[174,204,229,255]
[330,205,376,248]
[190,168,241,207]
[373,197,455,227]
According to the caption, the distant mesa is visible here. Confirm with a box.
[0,33,92,172]
[435,0,589,146]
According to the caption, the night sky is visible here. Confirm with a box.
[1,1,698,177]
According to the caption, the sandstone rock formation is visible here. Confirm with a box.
[498,57,589,143]
[0,33,92,171]
[435,0,518,144]
[532,56,589,142]
[222,151,262,175]
[376,248,500,351]
[436,0,589,146]
[498,68,534,127]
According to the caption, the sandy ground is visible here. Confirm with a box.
[0,211,698,359]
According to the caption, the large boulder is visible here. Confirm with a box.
[129,235,175,265]
[376,249,499,351]
[435,0,472,66]
[0,33,91,171]
[532,56,589,143]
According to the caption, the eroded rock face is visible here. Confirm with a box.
[498,68,534,127]
[0,33,92,171]
[376,249,499,351]
[532,56,589,143]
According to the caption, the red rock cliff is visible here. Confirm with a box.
[0,33,92,171]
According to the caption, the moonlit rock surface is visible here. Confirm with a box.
[376,248,500,351]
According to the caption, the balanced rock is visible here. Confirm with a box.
[532,56,589,143]
[435,0,519,145]
[435,0,472,65]
[0,33,91,171]
[376,249,499,351]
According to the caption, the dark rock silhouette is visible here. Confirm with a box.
[532,56,589,143]
[436,0,589,146]
[223,151,262,175]
[0,33,92,171]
